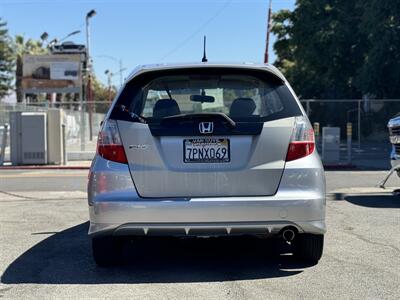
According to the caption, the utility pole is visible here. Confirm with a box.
[85,9,96,141]
[119,59,123,86]
[97,55,126,87]
[105,70,113,103]
[264,0,272,63]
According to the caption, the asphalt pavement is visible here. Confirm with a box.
[0,169,399,299]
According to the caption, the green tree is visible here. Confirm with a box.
[13,34,47,102]
[356,1,400,98]
[272,0,400,100]
[92,76,116,113]
[0,18,14,99]
[270,9,295,76]
[272,0,365,99]
[271,0,400,140]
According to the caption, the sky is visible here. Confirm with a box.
[1,0,295,86]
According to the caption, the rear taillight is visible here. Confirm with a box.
[286,116,315,162]
[97,119,128,164]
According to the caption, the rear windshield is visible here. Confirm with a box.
[111,68,302,123]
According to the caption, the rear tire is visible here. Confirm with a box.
[92,236,123,267]
[292,234,324,263]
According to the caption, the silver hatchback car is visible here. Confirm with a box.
[88,63,326,266]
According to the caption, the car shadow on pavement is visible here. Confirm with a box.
[1,222,312,285]
[344,194,400,208]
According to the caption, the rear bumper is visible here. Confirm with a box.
[89,199,326,237]
[88,154,326,237]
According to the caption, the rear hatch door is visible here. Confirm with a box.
[118,116,294,198]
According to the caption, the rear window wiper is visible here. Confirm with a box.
[120,105,147,123]
[161,112,236,128]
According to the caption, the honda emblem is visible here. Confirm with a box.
[199,122,214,134]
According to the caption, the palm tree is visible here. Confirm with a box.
[14,34,48,102]
[0,18,14,99]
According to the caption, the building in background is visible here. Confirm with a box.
[21,51,85,104]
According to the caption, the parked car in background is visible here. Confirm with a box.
[388,114,400,170]
[88,62,326,266]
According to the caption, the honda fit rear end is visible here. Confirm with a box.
[88,63,326,266]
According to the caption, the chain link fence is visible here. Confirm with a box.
[0,101,110,162]
[0,99,399,165]
[300,99,400,144]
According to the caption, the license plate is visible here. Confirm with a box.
[184,138,230,163]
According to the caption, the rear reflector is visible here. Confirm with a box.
[286,116,315,162]
[97,119,128,164]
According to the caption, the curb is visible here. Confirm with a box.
[323,164,356,170]
[0,165,90,170]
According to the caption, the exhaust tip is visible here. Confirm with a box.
[282,228,296,242]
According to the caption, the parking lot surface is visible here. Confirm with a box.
[0,170,399,299]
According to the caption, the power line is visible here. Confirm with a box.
[159,0,232,61]
[1,1,290,4]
